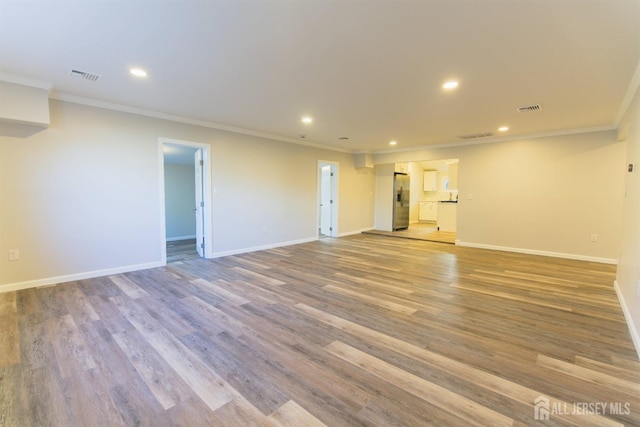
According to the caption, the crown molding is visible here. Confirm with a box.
[614,58,640,126]
[37,89,626,157]
[50,92,353,154]
[373,124,618,155]
[0,71,54,92]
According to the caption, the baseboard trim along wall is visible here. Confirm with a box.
[456,241,618,265]
[0,261,163,294]
[339,227,375,237]
[211,237,319,259]
[614,280,640,360]
[0,232,366,293]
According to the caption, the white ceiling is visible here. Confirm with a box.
[1,0,639,153]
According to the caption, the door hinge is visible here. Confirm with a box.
[330,172,334,176]
[329,227,333,231]
[199,159,203,166]
[200,201,204,207]
[330,200,333,204]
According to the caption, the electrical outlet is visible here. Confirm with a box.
[8,249,20,261]
[590,234,598,242]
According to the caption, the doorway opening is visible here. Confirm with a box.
[317,161,338,238]
[159,138,212,264]
[367,158,459,244]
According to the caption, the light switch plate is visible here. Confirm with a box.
[8,249,20,261]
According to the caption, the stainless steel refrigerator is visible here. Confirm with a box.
[393,173,410,230]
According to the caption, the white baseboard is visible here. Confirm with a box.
[211,236,318,258]
[614,280,640,360]
[0,229,374,293]
[456,241,618,265]
[339,227,374,237]
[166,235,196,242]
[0,261,163,294]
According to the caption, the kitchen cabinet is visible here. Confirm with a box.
[437,202,457,232]
[419,201,437,221]
[423,171,438,191]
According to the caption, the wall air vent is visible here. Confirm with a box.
[459,132,494,140]
[69,69,102,82]
[517,104,542,113]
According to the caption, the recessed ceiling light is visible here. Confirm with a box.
[389,140,397,146]
[498,126,509,132]
[442,81,459,90]
[130,68,147,78]
[301,116,313,124]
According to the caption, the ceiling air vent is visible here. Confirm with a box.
[459,132,494,140]
[69,69,102,82]
[517,104,542,113]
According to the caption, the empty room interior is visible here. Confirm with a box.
[2,1,640,425]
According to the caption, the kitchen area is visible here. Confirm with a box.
[370,158,459,244]
[413,159,458,232]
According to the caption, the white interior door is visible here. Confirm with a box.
[320,165,332,236]
[194,149,205,257]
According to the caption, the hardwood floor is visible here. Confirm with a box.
[166,239,200,263]
[1,234,639,426]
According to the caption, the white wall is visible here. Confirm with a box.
[616,85,640,357]
[374,163,395,231]
[374,130,626,263]
[164,163,196,240]
[408,162,424,223]
[0,100,375,290]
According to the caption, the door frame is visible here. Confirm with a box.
[194,148,205,257]
[158,137,213,264]
[317,160,338,238]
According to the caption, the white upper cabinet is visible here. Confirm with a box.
[423,171,438,191]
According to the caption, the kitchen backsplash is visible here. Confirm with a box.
[440,190,459,201]
[421,190,458,202]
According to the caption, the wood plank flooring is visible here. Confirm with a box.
[1,234,639,426]
[166,239,200,263]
